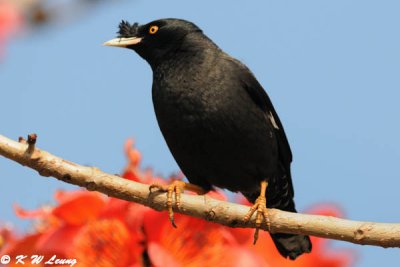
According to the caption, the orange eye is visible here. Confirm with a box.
[149,25,159,34]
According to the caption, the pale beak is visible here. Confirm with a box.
[103,37,142,47]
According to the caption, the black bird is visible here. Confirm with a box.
[104,18,312,260]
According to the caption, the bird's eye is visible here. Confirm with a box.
[149,25,159,35]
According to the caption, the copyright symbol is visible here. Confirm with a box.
[0,255,10,264]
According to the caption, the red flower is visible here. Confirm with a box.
[143,210,261,267]
[0,224,15,253]
[5,190,146,266]
[0,0,22,58]
[142,203,354,267]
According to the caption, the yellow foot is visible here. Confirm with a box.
[243,181,271,244]
[149,181,206,228]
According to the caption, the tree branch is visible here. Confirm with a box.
[0,134,399,248]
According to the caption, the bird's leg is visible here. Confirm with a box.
[243,180,271,244]
[149,180,207,228]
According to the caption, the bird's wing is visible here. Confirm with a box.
[241,67,292,165]
[221,55,293,165]
[240,66,295,197]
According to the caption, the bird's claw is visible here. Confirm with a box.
[243,195,271,244]
[149,180,187,228]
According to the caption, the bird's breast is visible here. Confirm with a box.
[153,69,219,116]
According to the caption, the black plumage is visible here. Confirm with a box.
[117,20,139,37]
[105,18,311,260]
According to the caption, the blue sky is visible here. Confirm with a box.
[1,0,399,266]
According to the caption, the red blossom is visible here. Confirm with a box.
[0,0,22,58]
[5,191,146,266]
[0,224,15,253]
[142,204,354,267]
[143,211,251,267]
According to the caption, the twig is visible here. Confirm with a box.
[26,133,37,153]
[0,134,399,248]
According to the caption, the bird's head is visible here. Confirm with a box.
[104,18,203,66]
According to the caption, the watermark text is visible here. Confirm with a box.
[1,254,77,266]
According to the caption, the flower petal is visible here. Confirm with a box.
[52,191,106,225]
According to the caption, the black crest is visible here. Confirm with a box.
[117,20,139,38]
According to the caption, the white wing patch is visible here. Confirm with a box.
[268,111,280,130]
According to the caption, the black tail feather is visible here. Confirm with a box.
[270,233,312,260]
